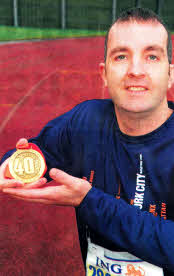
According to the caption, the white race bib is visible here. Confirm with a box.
[86,239,164,276]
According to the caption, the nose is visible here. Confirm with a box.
[127,56,145,78]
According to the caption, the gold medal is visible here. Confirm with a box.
[8,148,46,183]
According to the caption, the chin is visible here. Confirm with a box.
[118,103,155,114]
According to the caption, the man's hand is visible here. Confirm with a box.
[1,137,92,207]
[2,168,92,207]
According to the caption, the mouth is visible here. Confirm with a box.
[126,86,149,94]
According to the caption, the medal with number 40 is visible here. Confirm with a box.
[5,143,47,184]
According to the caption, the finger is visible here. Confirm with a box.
[23,177,47,189]
[9,195,53,204]
[49,168,77,186]
[16,138,29,149]
[0,158,11,178]
[0,179,24,189]
[2,186,57,199]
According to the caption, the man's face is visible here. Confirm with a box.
[100,20,172,114]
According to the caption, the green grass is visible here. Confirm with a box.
[0,26,106,41]
[0,25,172,42]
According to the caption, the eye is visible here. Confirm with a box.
[148,55,158,61]
[115,55,126,61]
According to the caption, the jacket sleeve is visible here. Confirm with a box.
[78,187,174,271]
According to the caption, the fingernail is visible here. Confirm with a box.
[50,168,56,176]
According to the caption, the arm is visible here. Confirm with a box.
[78,187,174,271]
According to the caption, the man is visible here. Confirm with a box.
[1,7,174,276]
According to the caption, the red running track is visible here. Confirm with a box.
[0,36,106,276]
[0,36,174,275]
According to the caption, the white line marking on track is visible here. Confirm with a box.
[0,69,59,135]
[0,69,100,135]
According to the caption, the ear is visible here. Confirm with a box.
[168,64,174,89]
[99,62,108,87]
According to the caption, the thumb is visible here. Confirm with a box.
[49,168,77,186]
[16,138,29,149]
[49,168,92,206]
[0,157,10,177]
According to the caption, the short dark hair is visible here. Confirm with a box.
[104,7,172,64]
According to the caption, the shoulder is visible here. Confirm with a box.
[70,99,114,122]
[42,99,115,134]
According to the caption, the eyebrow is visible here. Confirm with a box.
[144,45,165,54]
[109,47,129,57]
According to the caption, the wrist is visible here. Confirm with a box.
[76,179,92,206]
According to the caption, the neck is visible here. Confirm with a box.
[115,103,173,136]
